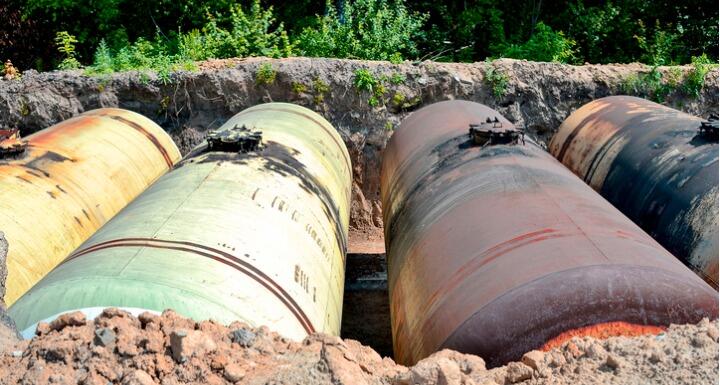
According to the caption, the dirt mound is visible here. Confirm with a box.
[0,309,716,385]
[0,58,717,243]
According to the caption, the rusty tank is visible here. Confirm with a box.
[10,103,352,341]
[380,100,718,367]
[550,96,718,288]
[0,109,181,306]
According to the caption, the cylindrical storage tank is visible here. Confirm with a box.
[0,109,180,306]
[381,100,717,367]
[549,96,718,288]
[10,103,352,340]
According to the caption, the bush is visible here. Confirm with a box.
[187,0,292,60]
[635,20,680,66]
[501,22,576,63]
[55,31,81,69]
[683,54,715,97]
[294,0,428,61]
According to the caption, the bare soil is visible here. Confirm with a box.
[0,309,716,385]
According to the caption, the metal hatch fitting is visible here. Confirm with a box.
[0,129,27,158]
[468,117,524,146]
[206,124,262,153]
[698,114,718,141]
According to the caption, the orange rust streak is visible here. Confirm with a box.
[540,321,666,351]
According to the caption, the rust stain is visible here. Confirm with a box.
[541,322,666,351]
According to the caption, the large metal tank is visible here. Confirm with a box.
[0,109,180,306]
[10,103,352,340]
[549,96,718,288]
[381,100,717,367]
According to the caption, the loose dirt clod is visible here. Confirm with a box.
[0,309,716,385]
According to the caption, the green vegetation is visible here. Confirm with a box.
[502,22,575,63]
[353,68,389,106]
[55,31,81,70]
[621,54,718,102]
[683,54,715,97]
[294,0,427,61]
[291,81,307,94]
[255,62,277,85]
[484,61,509,98]
[312,78,330,104]
[1,0,717,88]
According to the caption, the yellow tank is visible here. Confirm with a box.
[10,103,352,340]
[0,108,181,305]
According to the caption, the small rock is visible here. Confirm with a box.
[692,334,712,347]
[605,354,623,370]
[707,326,719,341]
[230,329,256,347]
[11,350,22,357]
[35,322,50,336]
[94,328,117,347]
[566,342,583,358]
[585,343,607,360]
[170,329,217,363]
[547,351,567,368]
[210,354,228,370]
[223,363,245,382]
[521,350,545,371]
[138,312,159,328]
[436,358,462,385]
[505,362,533,383]
[649,349,665,364]
[122,370,157,385]
[49,311,86,331]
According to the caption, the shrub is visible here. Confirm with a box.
[683,54,715,97]
[635,20,679,66]
[501,22,576,63]
[256,63,276,85]
[192,0,292,60]
[295,0,428,61]
[484,61,509,98]
[55,31,81,69]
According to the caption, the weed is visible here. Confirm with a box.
[312,78,330,104]
[256,63,277,85]
[291,82,308,94]
[392,92,406,106]
[683,54,715,97]
[55,31,81,70]
[354,68,391,106]
[354,69,377,92]
[622,66,674,102]
[390,73,406,85]
[484,61,508,98]
[19,100,30,116]
[313,78,330,94]
[138,72,151,85]
[385,121,394,131]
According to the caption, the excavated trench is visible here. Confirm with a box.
[0,57,718,356]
